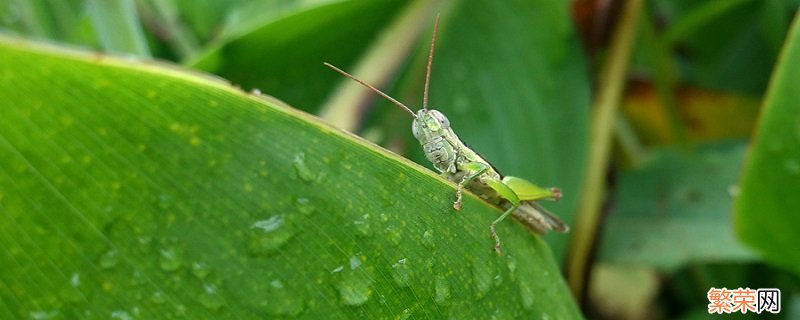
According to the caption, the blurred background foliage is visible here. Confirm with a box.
[2,0,800,318]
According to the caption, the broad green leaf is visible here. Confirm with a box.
[647,0,793,94]
[735,13,800,277]
[599,144,756,270]
[0,38,581,318]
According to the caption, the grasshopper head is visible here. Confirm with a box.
[412,109,450,142]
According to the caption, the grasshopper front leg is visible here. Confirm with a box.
[452,162,490,211]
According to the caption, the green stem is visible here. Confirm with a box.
[138,0,200,60]
[567,0,643,302]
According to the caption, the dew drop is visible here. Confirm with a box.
[110,310,132,320]
[174,304,187,317]
[159,247,183,272]
[493,274,503,287]
[262,279,304,316]
[99,249,120,269]
[151,291,167,304]
[349,255,362,269]
[519,281,535,310]
[252,215,284,232]
[472,261,493,299]
[296,197,315,216]
[333,255,373,306]
[378,213,390,223]
[434,274,450,306]
[248,215,294,256]
[157,194,173,210]
[397,308,413,320]
[422,230,435,249]
[353,214,372,237]
[784,159,800,175]
[29,310,57,319]
[385,225,402,245]
[70,273,81,287]
[198,284,224,311]
[391,258,411,287]
[293,152,316,182]
[191,261,211,280]
[506,255,518,282]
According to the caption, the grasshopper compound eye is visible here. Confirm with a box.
[429,110,450,128]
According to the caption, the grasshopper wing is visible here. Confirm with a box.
[512,201,570,234]
[502,176,559,201]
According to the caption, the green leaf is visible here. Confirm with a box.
[735,13,800,277]
[0,37,580,318]
[599,144,756,270]
[188,0,406,111]
[650,0,790,94]
[86,0,151,57]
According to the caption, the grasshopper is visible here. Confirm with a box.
[324,16,568,253]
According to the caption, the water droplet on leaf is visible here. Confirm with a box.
[506,255,518,281]
[110,310,132,320]
[70,273,81,287]
[784,159,800,175]
[434,274,450,306]
[293,152,316,183]
[353,214,372,237]
[262,279,304,316]
[385,225,402,245]
[159,248,183,272]
[472,261,493,299]
[248,215,294,256]
[391,258,411,287]
[99,249,120,269]
[333,255,372,306]
[519,281,535,310]
[422,230,435,249]
[191,261,211,280]
[296,197,315,216]
[151,291,167,304]
[198,284,224,311]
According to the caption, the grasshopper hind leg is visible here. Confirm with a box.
[489,204,519,254]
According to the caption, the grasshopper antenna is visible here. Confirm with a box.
[323,62,417,118]
[423,14,440,112]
